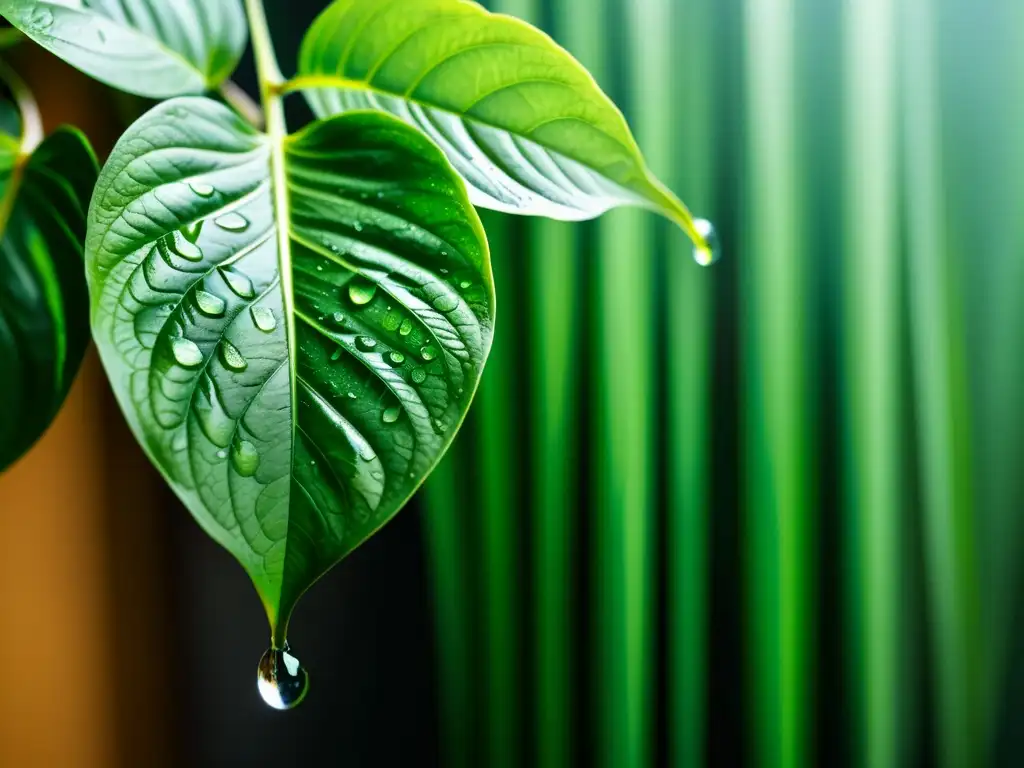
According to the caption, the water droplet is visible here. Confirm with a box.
[435,419,448,433]
[411,368,427,384]
[382,312,401,332]
[387,351,406,367]
[399,319,414,337]
[220,267,256,299]
[216,449,227,460]
[692,218,721,266]
[347,279,377,306]
[216,212,249,232]
[432,294,459,312]
[29,8,53,29]
[356,336,377,352]
[220,341,248,372]
[347,392,357,400]
[332,312,345,326]
[190,182,215,198]
[195,290,226,318]
[171,338,203,368]
[232,439,260,477]
[251,306,277,333]
[460,280,472,290]
[257,645,309,711]
[421,345,438,361]
[330,347,343,362]
[170,235,203,262]
[354,222,364,233]
[382,406,402,424]
[316,265,324,272]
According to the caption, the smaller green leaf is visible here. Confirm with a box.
[0,0,248,98]
[296,0,708,248]
[0,106,98,471]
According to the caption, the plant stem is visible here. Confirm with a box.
[243,0,299,649]
[0,59,43,158]
[219,80,265,130]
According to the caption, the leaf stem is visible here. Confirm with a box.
[243,0,299,649]
[0,59,43,159]
[219,79,265,130]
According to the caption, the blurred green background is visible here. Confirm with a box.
[3,0,1024,766]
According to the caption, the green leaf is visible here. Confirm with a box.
[86,97,494,640]
[0,116,98,472]
[0,0,247,98]
[296,0,703,239]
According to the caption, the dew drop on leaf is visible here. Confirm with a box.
[171,236,203,263]
[382,312,401,332]
[347,392,357,400]
[432,294,459,312]
[421,345,438,361]
[399,319,414,337]
[190,181,215,198]
[29,8,53,29]
[195,290,226,318]
[330,347,343,362]
[382,406,402,424]
[216,212,249,232]
[411,368,427,384]
[347,278,377,306]
[387,351,405,367]
[692,218,721,266]
[232,439,260,477]
[356,336,377,352]
[257,646,309,711]
[219,267,256,299]
[171,338,203,368]
[220,341,248,372]
[250,306,277,333]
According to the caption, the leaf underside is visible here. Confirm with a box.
[87,98,494,636]
[0,123,97,472]
[0,0,247,98]
[299,0,685,226]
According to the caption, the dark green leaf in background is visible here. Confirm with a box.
[0,98,97,471]
[86,96,494,642]
[0,0,248,98]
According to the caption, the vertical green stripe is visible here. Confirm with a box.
[667,0,714,764]
[843,0,901,765]
[744,0,812,765]
[422,451,472,768]
[901,1,981,766]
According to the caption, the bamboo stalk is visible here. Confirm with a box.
[901,0,982,766]
[842,0,901,765]
[743,0,813,764]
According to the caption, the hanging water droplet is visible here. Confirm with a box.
[432,294,459,313]
[251,306,277,333]
[257,645,309,711]
[399,319,414,337]
[420,345,438,361]
[195,290,226,318]
[347,279,377,306]
[220,267,256,299]
[220,340,248,372]
[411,368,427,385]
[387,350,406,367]
[382,406,402,424]
[216,212,249,232]
[232,439,260,477]
[692,219,721,266]
[190,182,215,198]
[171,338,203,368]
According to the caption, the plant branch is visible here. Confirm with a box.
[219,80,265,130]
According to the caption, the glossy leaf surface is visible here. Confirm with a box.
[0,0,247,98]
[298,0,697,231]
[0,117,97,471]
[86,97,494,638]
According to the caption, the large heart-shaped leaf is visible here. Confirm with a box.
[86,97,493,640]
[297,0,699,235]
[0,0,247,98]
[0,110,97,471]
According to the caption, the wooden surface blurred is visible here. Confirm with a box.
[0,47,171,768]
